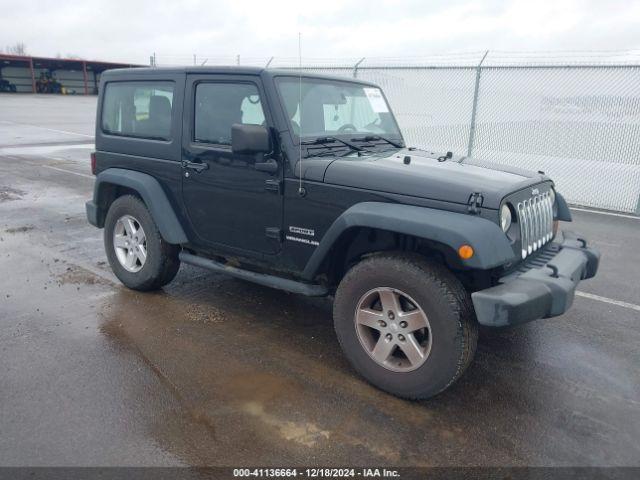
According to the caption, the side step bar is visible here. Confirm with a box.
[179,252,328,297]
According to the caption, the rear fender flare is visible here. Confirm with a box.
[92,168,187,244]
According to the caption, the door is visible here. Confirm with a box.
[181,75,282,255]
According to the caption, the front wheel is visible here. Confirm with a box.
[104,195,180,291]
[333,253,478,399]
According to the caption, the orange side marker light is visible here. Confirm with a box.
[458,244,474,260]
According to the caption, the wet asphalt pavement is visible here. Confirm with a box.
[0,94,639,467]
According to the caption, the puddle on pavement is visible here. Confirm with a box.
[95,271,640,466]
[96,277,445,465]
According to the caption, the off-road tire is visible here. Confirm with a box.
[104,195,180,291]
[333,253,478,399]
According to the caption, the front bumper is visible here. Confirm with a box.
[471,231,600,327]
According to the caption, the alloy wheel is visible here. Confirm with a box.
[354,287,432,372]
[113,214,147,273]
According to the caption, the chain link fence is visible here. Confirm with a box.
[153,51,640,213]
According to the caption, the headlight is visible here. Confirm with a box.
[500,204,512,233]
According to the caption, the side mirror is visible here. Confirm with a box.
[231,124,270,155]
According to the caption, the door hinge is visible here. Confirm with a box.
[265,227,282,241]
[265,179,282,194]
[468,192,484,214]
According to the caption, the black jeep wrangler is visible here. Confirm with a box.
[86,67,600,399]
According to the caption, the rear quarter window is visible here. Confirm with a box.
[101,81,174,140]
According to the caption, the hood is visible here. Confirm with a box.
[321,149,550,209]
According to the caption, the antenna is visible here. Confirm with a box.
[297,32,304,196]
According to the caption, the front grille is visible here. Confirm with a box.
[517,191,554,259]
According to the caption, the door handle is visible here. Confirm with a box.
[182,161,209,173]
[255,159,278,174]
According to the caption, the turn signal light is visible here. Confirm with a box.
[458,244,474,260]
[90,152,97,175]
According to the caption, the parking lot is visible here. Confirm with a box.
[0,93,639,467]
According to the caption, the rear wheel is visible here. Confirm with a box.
[333,253,478,399]
[104,195,180,291]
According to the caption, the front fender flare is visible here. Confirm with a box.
[90,168,188,244]
[555,191,572,222]
[301,202,514,280]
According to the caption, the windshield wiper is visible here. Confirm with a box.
[351,135,404,148]
[302,136,364,152]
[304,147,361,158]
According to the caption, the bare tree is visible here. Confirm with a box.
[6,42,28,56]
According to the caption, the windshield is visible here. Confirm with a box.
[276,77,403,143]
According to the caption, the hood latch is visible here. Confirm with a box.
[468,192,484,214]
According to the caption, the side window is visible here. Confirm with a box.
[194,83,266,146]
[102,81,174,140]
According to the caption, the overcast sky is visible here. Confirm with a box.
[1,0,639,65]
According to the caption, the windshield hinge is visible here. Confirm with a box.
[467,192,484,214]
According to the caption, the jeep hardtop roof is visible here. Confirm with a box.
[99,66,379,87]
